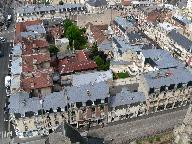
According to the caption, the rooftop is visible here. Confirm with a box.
[65,81,110,103]
[16,20,42,35]
[26,24,46,34]
[11,57,22,75]
[22,53,51,73]
[21,72,53,92]
[58,50,97,74]
[22,39,48,55]
[71,70,112,86]
[144,67,192,89]
[9,92,42,116]
[113,16,134,33]
[98,40,112,52]
[142,49,183,69]
[86,0,108,7]
[16,4,85,15]
[158,22,177,32]
[112,36,142,54]
[168,30,192,52]
[12,43,22,58]
[9,81,109,115]
[172,14,191,26]
[109,87,145,108]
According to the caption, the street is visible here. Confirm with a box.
[88,108,188,144]
[0,41,11,141]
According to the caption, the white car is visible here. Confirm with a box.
[5,75,11,87]
[0,37,6,42]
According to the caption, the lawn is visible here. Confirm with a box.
[114,72,129,79]
[136,131,174,144]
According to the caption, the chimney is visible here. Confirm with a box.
[87,90,91,97]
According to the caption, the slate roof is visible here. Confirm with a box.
[11,57,22,75]
[87,0,108,7]
[172,14,191,26]
[20,31,41,39]
[65,81,110,103]
[113,16,134,33]
[9,91,67,116]
[110,60,132,66]
[9,81,109,116]
[16,4,85,15]
[127,32,143,44]
[112,36,142,53]
[26,24,46,34]
[8,92,42,116]
[98,40,112,52]
[142,49,183,69]
[144,67,192,89]
[43,91,67,111]
[168,30,192,52]
[109,88,145,108]
[71,70,112,86]
[12,43,22,57]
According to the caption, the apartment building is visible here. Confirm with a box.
[108,85,146,122]
[85,0,108,13]
[16,4,86,22]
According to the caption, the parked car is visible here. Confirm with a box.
[5,75,11,87]
[0,37,6,42]
[0,50,3,57]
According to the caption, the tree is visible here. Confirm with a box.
[94,55,104,67]
[63,19,74,36]
[90,42,98,59]
[65,25,87,50]
[59,0,64,5]
[48,45,59,54]
[80,27,86,34]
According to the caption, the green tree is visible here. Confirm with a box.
[63,19,74,36]
[80,27,86,34]
[94,55,104,66]
[59,0,64,5]
[65,25,87,50]
[90,42,98,58]
[48,44,59,54]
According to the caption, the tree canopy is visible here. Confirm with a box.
[59,0,64,5]
[48,44,59,54]
[63,19,87,50]
[91,43,110,71]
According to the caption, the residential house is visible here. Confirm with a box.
[58,50,97,75]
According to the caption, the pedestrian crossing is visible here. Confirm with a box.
[0,131,12,139]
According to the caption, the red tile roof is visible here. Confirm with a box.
[147,10,172,23]
[58,50,97,74]
[86,23,108,44]
[16,20,42,35]
[48,27,63,39]
[122,0,132,6]
[22,39,49,55]
[21,71,53,92]
[22,53,51,73]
